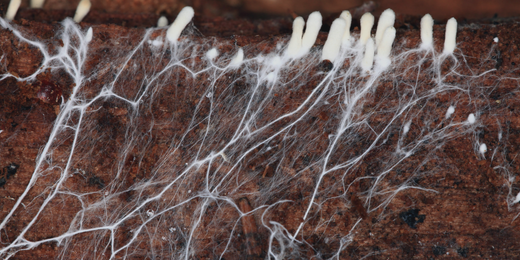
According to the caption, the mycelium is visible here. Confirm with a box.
[0,6,515,260]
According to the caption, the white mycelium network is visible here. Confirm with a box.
[0,6,516,259]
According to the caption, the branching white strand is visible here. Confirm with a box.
[420,14,434,48]
[73,0,91,23]
[30,0,45,8]
[300,11,322,56]
[228,48,244,68]
[375,9,395,47]
[321,18,346,62]
[166,6,195,43]
[85,27,93,43]
[285,17,304,58]
[359,13,374,45]
[157,16,168,27]
[443,17,457,54]
[361,38,375,71]
[376,27,396,68]
[340,11,352,46]
[5,0,21,21]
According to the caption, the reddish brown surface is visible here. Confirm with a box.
[1,9,520,260]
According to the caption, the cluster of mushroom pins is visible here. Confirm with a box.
[5,1,458,70]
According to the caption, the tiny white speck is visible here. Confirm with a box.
[514,192,520,204]
[403,121,411,134]
[446,106,455,119]
[493,37,499,43]
[467,113,476,124]
[479,143,487,154]
[188,190,192,193]
[146,209,154,217]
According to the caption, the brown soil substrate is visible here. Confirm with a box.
[1,10,520,260]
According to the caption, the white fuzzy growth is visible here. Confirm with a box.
[31,0,45,8]
[479,143,487,154]
[228,48,244,68]
[361,38,375,71]
[340,11,352,45]
[5,0,21,21]
[206,48,219,60]
[266,72,276,83]
[375,9,395,47]
[376,27,396,58]
[157,16,168,27]
[300,11,322,56]
[85,27,93,43]
[359,13,374,45]
[167,6,195,43]
[443,17,458,54]
[73,0,91,23]
[445,106,455,118]
[493,37,499,43]
[420,14,434,48]
[285,17,305,58]
[467,113,476,124]
[321,18,346,62]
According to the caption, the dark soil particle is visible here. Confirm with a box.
[400,208,426,229]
